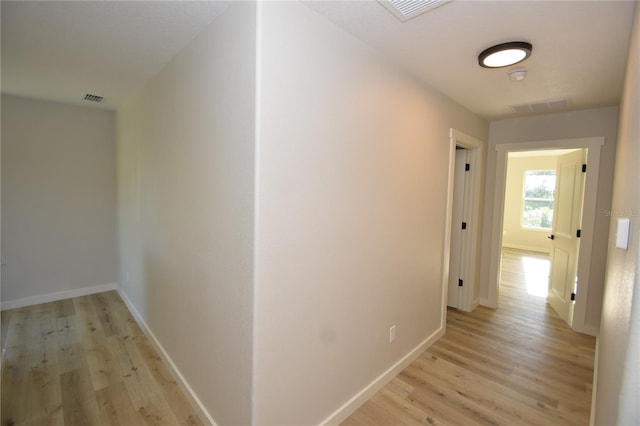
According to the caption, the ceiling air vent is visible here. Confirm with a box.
[511,98,570,114]
[378,0,452,22]
[84,93,104,103]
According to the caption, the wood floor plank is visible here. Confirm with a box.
[2,308,28,351]
[342,249,596,425]
[385,377,414,400]
[1,345,30,426]
[52,298,76,319]
[60,366,102,425]
[72,295,121,391]
[55,316,82,374]
[107,334,181,426]
[27,303,58,371]
[27,364,64,426]
[1,309,13,351]
[95,381,145,426]
[85,343,122,392]
[94,291,142,339]
[91,292,124,338]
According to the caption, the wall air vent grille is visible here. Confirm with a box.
[378,0,452,22]
[84,93,104,103]
[511,98,570,114]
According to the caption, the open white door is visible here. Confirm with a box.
[448,148,467,309]
[547,149,586,325]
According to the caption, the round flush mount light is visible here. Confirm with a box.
[478,41,532,68]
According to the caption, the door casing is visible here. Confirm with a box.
[486,137,604,336]
[443,129,484,314]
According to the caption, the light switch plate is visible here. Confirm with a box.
[616,217,630,250]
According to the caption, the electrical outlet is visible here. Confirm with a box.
[389,325,396,343]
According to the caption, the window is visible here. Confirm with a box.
[522,170,556,229]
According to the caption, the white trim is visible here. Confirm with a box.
[251,1,263,424]
[495,137,604,153]
[470,297,480,310]
[117,288,217,426]
[441,132,457,318]
[578,323,599,337]
[479,297,492,307]
[319,326,445,426]
[487,137,605,335]
[589,337,600,426]
[1,282,117,310]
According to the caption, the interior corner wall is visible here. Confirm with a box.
[116,2,256,424]
[593,3,640,425]
[1,95,117,306]
[252,2,488,425]
[503,155,558,254]
[481,106,619,329]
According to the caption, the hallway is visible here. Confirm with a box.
[342,248,596,425]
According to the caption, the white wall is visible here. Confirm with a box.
[482,106,619,329]
[503,155,558,253]
[252,3,487,424]
[116,2,256,424]
[593,3,639,425]
[1,95,117,308]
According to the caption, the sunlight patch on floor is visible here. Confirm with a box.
[522,255,550,297]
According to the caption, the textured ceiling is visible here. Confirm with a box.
[1,1,231,110]
[1,1,636,119]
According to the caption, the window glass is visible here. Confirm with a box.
[522,170,556,229]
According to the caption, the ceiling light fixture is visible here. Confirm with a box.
[478,41,532,68]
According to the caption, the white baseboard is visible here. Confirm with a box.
[589,337,600,426]
[470,297,480,310]
[1,282,118,310]
[572,322,599,337]
[117,288,217,426]
[320,326,446,425]
[479,297,497,309]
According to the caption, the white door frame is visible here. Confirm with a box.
[443,129,484,313]
[487,137,604,335]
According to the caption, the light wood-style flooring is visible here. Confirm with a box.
[1,290,203,426]
[2,250,596,426]
[342,249,596,426]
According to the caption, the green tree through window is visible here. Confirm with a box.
[522,170,556,229]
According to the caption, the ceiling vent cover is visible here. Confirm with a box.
[378,0,452,22]
[84,93,103,103]
[511,98,570,114]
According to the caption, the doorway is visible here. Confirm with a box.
[486,137,604,335]
[500,148,586,324]
[444,129,484,312]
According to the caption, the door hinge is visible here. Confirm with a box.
[461,222,467,230]
[465,163,470,171]
[458,279,464,287]
[582,164,587,173]
[570,292,576,301]
[576,229,581,238]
